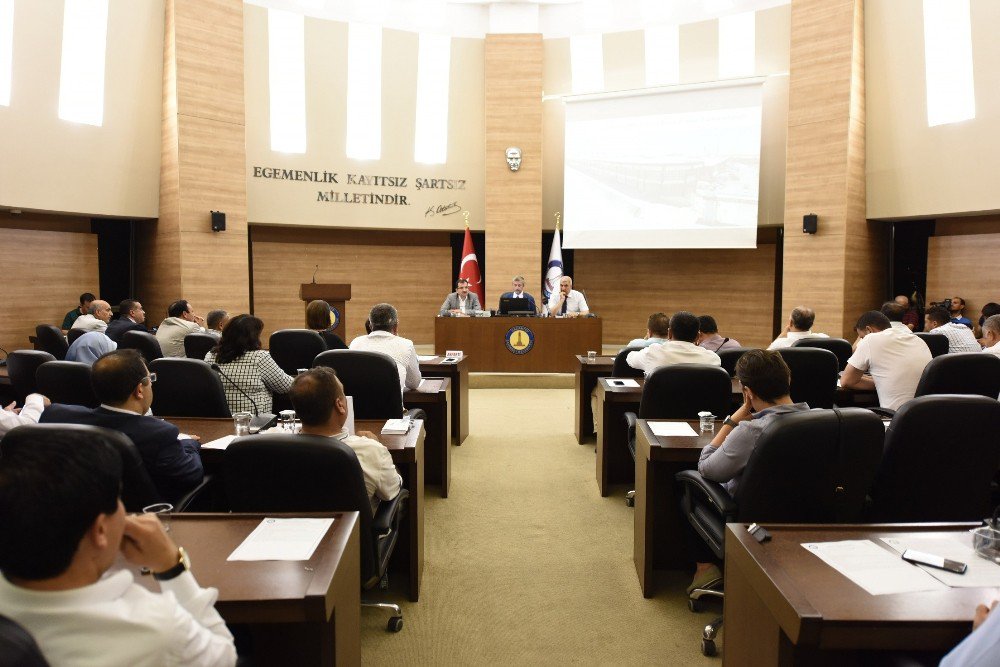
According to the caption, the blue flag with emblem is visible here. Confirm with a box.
[543,227,564,301]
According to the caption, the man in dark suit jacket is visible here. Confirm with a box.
[105,298,148,342]
[499,275,537,313]
[40,349,202,504]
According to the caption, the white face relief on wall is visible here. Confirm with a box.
[505,147,522,171]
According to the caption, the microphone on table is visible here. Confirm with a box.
[211,363,276,430]
[312,265,319,284]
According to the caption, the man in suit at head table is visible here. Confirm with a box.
[498,275,537,313]
[439,278,481,317]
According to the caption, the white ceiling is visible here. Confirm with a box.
[244,0,789,38]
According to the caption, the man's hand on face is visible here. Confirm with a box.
[121,514,180,573]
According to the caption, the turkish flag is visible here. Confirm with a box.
[459,227,485,306]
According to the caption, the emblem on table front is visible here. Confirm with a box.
[329,306,340,330]
[505,325,535,355]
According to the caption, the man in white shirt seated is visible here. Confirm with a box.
[349,303,422,395]
[438,278,481,317]
[982,315,1000,357]
[766,306,828,350]
[0,393,49,437]
[546,275,590,318]
[0,428,237,667]
[626,311,722,375]
[926,305,981,353]
[290,367,403,511]
[880,300,913,332]
[155,299,207,357]
[70,299,113,333]
[841,310,932,411]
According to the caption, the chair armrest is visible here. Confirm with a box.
[404,408,426,422]
[624,410,637,441]
[865,406,896,419]
[675,469,737,519]
[372,488,409,536]
[175,475,216,513]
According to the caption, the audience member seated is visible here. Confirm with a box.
[499,274,537,313]
[204,314,294,415]
[306,299,347,349]
[621,312,669,350]
[439,278,481,317]
[688,349,809,593]
[61,292,94,331]
[290,367,402,511]
[949,296,973,328]
[697,315,742,352]
[70,300,112,333]
[895,294,920,331]
[65,331,117,365]
[940,600,1000,666]
[842,311,932,410]
[349,303,422,395]
[981,315,1000,358]
[40,349,204,504]
[926,305,981,353]
[0,429,237,666]
[880,300,914,333]
[977,302,1000,344]
[767,306,827,350]
[205,309,229,338]
[626,311,722,375]
[546,275,589,318]
[155,299,206,357]
[104,299,147,343]
[0,393,48,437]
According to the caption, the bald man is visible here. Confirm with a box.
[895,295,919,331]
[70,299,113,333]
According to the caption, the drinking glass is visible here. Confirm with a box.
[143,502,174,532]
[698,411,716,434]
[233,411,252,436]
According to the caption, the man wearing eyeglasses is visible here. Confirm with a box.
[40,349,204,503]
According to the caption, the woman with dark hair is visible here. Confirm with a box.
[305,299,347,350]
[204,314,293,414]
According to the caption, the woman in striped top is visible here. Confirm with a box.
[205,314,294,415]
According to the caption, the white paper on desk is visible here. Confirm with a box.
[227,518,334,561]
[608,378,640,387]
[416,355,437,362]
[417,379,443,393]
[201,434,236,450]
[648,422,699,437]
[801,540,947,595]
[881,536,1000,588]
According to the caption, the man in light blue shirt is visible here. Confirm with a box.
[940,599,1000,666]
[622,312,670,350]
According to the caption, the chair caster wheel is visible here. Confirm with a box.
[701,638,716,656]
[387,616,403,632]
[688,599,701,613]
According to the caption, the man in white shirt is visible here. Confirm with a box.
[980,314,1000,357]
[926,305,981,353]
[291,367,403,510]
[0,428,237,667]
[70,299,113,333]
[626,311,722,375]
[155,299,207,357]
[767,306,828,350]
[349,303,422,394]
[842,310,932,411]
[0,393,48,436]
[547,275,590,318]
[439,278,481,317]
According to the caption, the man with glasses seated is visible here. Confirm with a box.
[40,349,204,504]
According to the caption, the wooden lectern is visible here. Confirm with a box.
[299,283,352,339]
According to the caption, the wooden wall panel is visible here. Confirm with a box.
[927,234,1000,325]
[485,35,543,308]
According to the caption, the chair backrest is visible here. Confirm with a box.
[35,361,99,408]
[183,332,217,360]
[65,328,87,345]
[313,350,404,419]
[269,329,328,376]
[118,331,163,363]
[915,332,949,358]
[736,408,884,522]
[0,615,49,667]
[34,324,68,360]
[7,350,56,403]
[776,347,839,409]
[914,352,1000,399]
[718,347,752,376]
[225,433,377,584]
[611,347,645,378]
[0,423,161,512]
[868,395,1000,522]
[638,364,732,419]
[792,337,853,371]
[149,358,232,418]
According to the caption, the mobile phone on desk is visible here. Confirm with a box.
[610,380,625,386]
[902,548,967,574]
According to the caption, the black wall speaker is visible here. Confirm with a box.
[211,211,226,232]
[803,213,818,234]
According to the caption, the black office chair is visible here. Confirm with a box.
[183,332,217,360]
[867,395,1000,523]
[6,350,55,404]
[35,361,99,408]
[718,347,752,377]
[269,329,328,376]
[65,328,87,346]
[915,332,949,358]
[914,352,1000,399]
[676,407,884,656]
[313,350,424,420]
[225,433,409,632]
[776,347,839,409]
[118,331,163,363]
[34,324,68,360]
[611,347,644,378]
[792,337,853,371]
[0,615,49,667]
[149,358,231,418]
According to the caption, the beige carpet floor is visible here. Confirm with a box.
[360,388,719,665]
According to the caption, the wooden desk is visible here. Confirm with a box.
[594,377,643,496]
[724,522,985,665]
[404,377,451,498]
[574,355,614,443]
[434,316,602,372]
[130,512,361,666]
[166,417,425,602]
[634,419,713,597]
[419,356,469,445]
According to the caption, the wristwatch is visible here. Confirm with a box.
[723,415,738,429]
[153,547,190,581]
